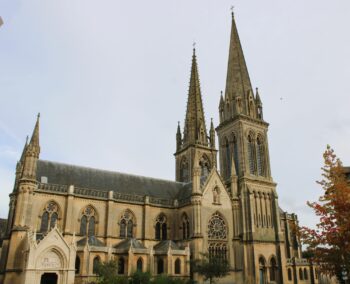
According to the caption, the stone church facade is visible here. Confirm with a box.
[0,14,319,284]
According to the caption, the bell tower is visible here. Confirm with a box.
[175,49,217,185]
[216,13,272,185]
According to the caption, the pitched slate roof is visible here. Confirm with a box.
[153,240,181,251]
[114,238,146,250]
[77,236,105,247]
[36,160,192,200]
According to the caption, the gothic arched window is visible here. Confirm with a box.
[269,257,277,282]
[118,257,125,274]
[75,256,81,274]
[40,201,59,233]
[248,135,255,174]
[155,214,167,240]
[199,155,211,180]
[180,158,189,182]
[256,136,265,176]
[80,206,96,237]
[182,214,190,239]
[175,258,181,274]
[224,138,231,178]
[157,259,164,274]
[137,258,143,272]
[304,268,308,280]
[288,268,292,281]
[120,210,134,238]
[299,268,303,280]
[232,135,239,175]
[207,212,228,260]
[259,257,266,284]
[93,256,100,274]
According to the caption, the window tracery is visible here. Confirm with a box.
[208,212,227,240]
[182,214,190,239]
[232,135,239,175]
[199,155,210,180]
[155,214,167,240]
[40,201,59,233]
[80,205,96,237]
[257,136,265,176]
[120,210,134,238]
[224,138,231,178]
[248,135,255,174]
[180,158,189,182]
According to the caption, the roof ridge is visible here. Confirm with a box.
[38,159,188,186]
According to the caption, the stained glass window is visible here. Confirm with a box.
[155,214,167,240]
[208,212,227,240]
[40,201,59,233]
[80,206,96,237]
[120,210,134,238]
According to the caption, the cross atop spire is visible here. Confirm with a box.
[183,49,208,147]
[224,13,253,110]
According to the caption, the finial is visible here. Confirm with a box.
[192,42,196,54]
[25,135,29,144]
[211,117,213,122]
[220,90,223,96]
[37,112,40,119]
[231,6,234,18]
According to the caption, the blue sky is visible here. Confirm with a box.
[0,0,350,229]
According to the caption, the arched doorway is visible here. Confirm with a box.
[40,273,58,284]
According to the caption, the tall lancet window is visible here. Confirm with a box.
[248,135,255,174]
[182,213,190,239]
[200,155,210,180]
[80,205,96,237]
[120,210,135,238]
[180,158,189,182]
[256,136,265,176]
[224,138,231,178]
[155,214,167,240]
[232,135,239,175]
[40,201,59,233]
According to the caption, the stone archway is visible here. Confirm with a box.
[36,249,64,284]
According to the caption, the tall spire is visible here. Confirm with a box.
[224,14,253,112]
[29,113,40,149]
[183,48,208,147]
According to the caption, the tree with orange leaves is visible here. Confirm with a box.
[301,146,350,282]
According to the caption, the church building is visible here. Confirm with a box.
[0,14,318,284]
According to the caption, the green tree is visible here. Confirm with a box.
[130,271,151,284]
[301,146,350,281]
[191,253,230,284]
[93,259,128,284]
